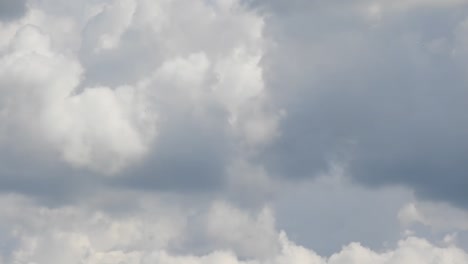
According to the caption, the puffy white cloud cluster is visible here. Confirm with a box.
[1,194,467,264]
[0,0,280,174]
[0,23,156,173]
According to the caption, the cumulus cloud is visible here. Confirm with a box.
[0,0,280,176]
[1,194,468,264]
[0,23,156,174]
[1,0,468,263]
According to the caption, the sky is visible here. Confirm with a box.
[0,0,468,263]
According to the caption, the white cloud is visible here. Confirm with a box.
[328,237,468,264]
[1,194,468,264]
[0,193,186,263]
[0,0,280,174]
[0,23,156,173]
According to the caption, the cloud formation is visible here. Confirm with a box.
[1,194,467,264]
[0,0,27,21]
[248,0,468,209]
[1,0,468,262]
[0,0,280,176]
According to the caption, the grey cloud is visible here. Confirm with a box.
[0,0,27,21]
[249,1,468,208]
[0,0,466,214]
[113,108,232,192]
[0,148,102,206]
[5,1,468,262]
[0,111,230,203]
[274,178,413,256]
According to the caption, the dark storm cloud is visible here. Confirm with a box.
[0,0,27,21]
[248,1,468,208]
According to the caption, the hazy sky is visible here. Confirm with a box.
[0,0,467,263]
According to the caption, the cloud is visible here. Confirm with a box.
[0,24,156,174]
[0,0,280,179]
[244,0,468,209]
[1,1,468,263]
[1,194,467,264]
[399,201,468,231]
[203,201,280,259]
[0,0,27,21]
[272,171,414,256]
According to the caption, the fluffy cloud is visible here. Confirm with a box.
[0,23,156,173]
[0,0,280,175]
[1,0,468,263]
[1,194,468,264]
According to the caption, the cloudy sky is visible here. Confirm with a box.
[0,0,468,263]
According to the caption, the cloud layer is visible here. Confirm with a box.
[1,194,467,264]
[0,0,468,263]
[249,0,468,209]
[0,0,280,177]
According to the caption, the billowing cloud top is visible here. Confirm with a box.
[0,0,468,263]
[0,0,280,175]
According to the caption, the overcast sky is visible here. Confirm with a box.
[0,0,468,263]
